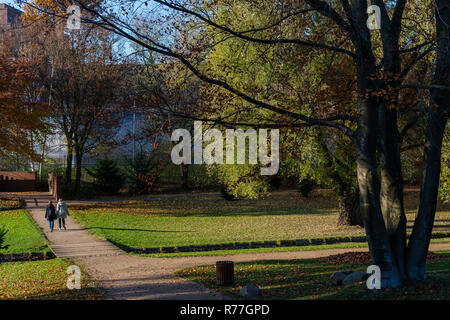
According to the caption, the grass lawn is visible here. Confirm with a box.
[0,209,49,254]
[0,258,103,300]
[70,190,450,251]
[175,252,450,300]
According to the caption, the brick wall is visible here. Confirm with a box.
[0,171,37,192]
[0,3,22,30]
[48,174,63,200]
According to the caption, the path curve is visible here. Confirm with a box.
[16,192,450,300]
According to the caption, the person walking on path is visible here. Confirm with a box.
[56,198,70,230]
[45,201,57,232]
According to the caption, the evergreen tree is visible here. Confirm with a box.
[86,159,124,195]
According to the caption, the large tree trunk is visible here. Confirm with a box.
[378,104,408,283]
[65,144,73,185]
[38,134,47,180]
[353,43,401,286]
[181,163,189,190]
[407,0,450,280]
[75,147,83,195]
[337,191,362,226]
[349,0,406,287]
[29,133,35,172]
[29,157,36,172]
[407,103,447,280]
[355,99,401,287]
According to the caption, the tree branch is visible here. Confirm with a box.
[150,0,356,58]
[71,0,356,137]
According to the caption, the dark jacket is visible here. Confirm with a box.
[45,204,56,221]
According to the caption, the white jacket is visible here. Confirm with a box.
[56,201,70,218]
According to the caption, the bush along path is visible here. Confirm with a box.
[118,233,450,255]
[21,193,450,300]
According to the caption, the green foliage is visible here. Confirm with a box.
[294,128,358,196]
[195,2,359,200]
[187,165,220,189]
[123,150,160,195]
[210,164,270,200]
[86,159,124,195]
[439,125,450,203]
[157,164,220,190]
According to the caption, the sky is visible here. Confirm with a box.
[2,0,21,9]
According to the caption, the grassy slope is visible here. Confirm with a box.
[0,258,103,300]
[0,209,49,254]
[70,190,450,250]
[176,252,450,300]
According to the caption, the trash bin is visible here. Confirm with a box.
[216,260,234,286]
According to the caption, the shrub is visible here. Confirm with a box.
[269,176,283,190]
[86,159,124,195]
[298,179,315,197]
[0,198,22,211]
[0,227,8,250]
[220,186,235,201]
[123,151,161,195]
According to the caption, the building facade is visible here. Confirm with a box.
[0,3,22,31]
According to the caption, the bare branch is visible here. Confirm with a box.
[151,0,356,58]
[71,0,356,137]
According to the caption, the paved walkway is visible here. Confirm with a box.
[17,192,450,300]
[24,193,123,258]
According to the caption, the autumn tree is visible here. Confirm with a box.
[0,41,49,168]
[20,20,126,194]
[21,0,121,193]
[30,0,450,287]
[130,45,204,190]
[186,1,363,224]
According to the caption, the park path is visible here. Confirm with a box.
[16,192,450,300]
[23,193,123,258]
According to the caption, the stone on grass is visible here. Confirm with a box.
[240,285,259,298]
[330,270,353,285]
[342,270,368,285]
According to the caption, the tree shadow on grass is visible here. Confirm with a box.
[69,193,338,217]
[73,206,335,217]
[87,226,195,233]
